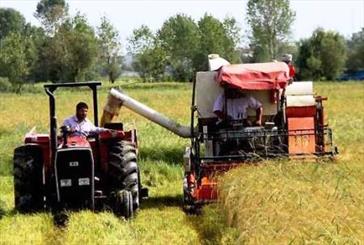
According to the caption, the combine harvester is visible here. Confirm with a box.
[93,57,338,212]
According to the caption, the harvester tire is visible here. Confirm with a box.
[108,140,140,211]
[13,145,43,213]
[183,192,202,215]
[115,190,133,219]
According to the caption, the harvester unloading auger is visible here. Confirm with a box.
[102,58,338,212]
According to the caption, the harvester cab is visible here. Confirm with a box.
[13,82,147,219]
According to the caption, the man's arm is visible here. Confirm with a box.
[63,116,76,132]
[248,96,263,126]
[63,117,71,127]
[213,94,225,120]
[89,124,109,134]
[88,119,117,135]
[214,110,224,120]
[255,107,263,126]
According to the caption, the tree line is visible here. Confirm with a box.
[0,0,363,91]
[0,0,123,91]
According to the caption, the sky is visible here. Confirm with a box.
[1,0,363,48]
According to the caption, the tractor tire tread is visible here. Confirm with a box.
[108,140,140,211]
[13,145,43,213]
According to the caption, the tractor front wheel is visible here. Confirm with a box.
[13,145,44,212]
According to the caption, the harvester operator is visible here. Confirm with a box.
[213,88,263,127]
[63,102,109,137]
[281,53,295,81]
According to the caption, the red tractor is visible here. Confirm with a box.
[13,82,147,219]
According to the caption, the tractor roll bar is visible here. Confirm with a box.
[45,88,57,165]
[44,81,102,90]
[44,81,102,164]
[44,81,101,126]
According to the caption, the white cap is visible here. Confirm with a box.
[208,54,230,71]
[281,54,293,62]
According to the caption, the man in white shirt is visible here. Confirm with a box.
[63,102,108,137]
[213,88,263,126]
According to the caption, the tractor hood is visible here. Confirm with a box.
[216,62,290,90]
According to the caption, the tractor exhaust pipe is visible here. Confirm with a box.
[101,88,192,138]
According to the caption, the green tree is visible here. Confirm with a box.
[67,14,98,82]
[196,15,240,71]
[134,45,167,82]
[23,25,48,82]
[222,17,242,62]
[296,28,347,81]
[158,14,200,81]
[295,39,321,80]
[128,25,167,82]
[246,0,295,61]
[127,25,154,55]
[223,17,241,48]
[97,16,122,83]
[0,8,47,84]
[0,32,30,92]
[346,28,364,71]
[35,0,68,34]
[44,14,98,82]
[128,14,242,82]
[0,8,26,39]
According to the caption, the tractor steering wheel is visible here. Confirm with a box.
[60,125,72,136]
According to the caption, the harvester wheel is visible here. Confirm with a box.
[115,190,133,219]
[108,140,140,211]
[13,145,43,212]
[183,177,202,215]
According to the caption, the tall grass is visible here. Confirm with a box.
[218,81,364,244]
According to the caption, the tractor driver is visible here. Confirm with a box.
[213,88,263,127]
[63,102,109,137]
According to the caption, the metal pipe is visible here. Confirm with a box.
[109,88,192,138]
[92,86,99,127]
[45,88,57,165]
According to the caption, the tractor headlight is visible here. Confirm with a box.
[78,178,90,186]
[60,179,72,187]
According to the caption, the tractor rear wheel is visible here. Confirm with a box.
[108,140,140,211]
[13,145,44,212]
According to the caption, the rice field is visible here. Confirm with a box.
[0,81,363,244]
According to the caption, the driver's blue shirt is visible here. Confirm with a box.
[63,115,106,137]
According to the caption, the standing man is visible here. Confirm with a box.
[63,102,109,137]
[281,54,296,81]
[213,88,263,126]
